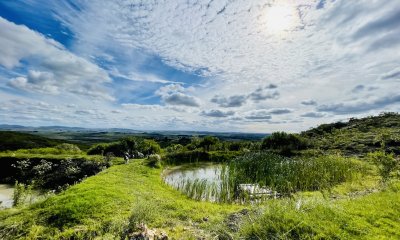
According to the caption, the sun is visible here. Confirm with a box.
[264,5,297,35]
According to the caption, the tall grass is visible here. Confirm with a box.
[172,165,235,203]
[170,152,366,203]
[229,152,365,195]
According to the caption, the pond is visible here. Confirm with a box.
[0,184,46,209]
[163,163,223,187]
[163,163,276,203]
[0,184,14,208]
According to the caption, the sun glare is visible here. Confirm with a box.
[264,5,297,35]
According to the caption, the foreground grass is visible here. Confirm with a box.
[239,182,400,239]
[0,160,399,239]
[0,160,242,239]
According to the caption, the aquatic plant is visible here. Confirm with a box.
[169,152,365,203]
[229,152,364,195]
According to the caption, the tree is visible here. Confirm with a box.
[199,136,219,152]
[142,139,161,155]
[261,132,308,155]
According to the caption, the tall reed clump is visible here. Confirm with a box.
[170,152,364,203]
[12,181,33,207]
[228,152,364,196]
[173,166,234,203]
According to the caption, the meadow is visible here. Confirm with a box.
[0,113,399,239]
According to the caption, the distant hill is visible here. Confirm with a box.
[0,131,63,151]
[0,124,267,144]
[301,112,400,155]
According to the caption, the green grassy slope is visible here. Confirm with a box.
[301,113,400,155]
[1,160,399,239]
[0,160,242,239]
[0,131,63,151]
[240,184,400,239]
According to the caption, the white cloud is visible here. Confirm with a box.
[2,0,400,132]
[201,109,235,118]
[317,94,400,114]
[0,17,112,100]
[244,110,272,121]
[156,84,201,107]
[211,95,247,108]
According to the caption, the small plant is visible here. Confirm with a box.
[146,154,162,168]
[122,199,157,238]
[13,181,28,207]
[104,152,115,166]
[55,143,81,154]
[368,151,399,182]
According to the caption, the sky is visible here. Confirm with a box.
[0,0,399,133]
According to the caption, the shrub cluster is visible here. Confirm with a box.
[1,157,108,190]
[261,132,308,156]
[87,137,160,157]
[164,150,242,165]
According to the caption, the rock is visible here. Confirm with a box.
[156,231,168,240]
[129,223,168,240]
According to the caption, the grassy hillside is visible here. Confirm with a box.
[0,160,242,239]
[0,131,63,151]
[302,113,400,155]
[0,160,398,239]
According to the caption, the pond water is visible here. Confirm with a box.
[163,163,223,188]
[163,163,276,203]
[0,184,14,208]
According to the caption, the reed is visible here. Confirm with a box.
[228,152,365,195]
[171,152,365,203]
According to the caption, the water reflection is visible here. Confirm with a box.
[0,184,14,208]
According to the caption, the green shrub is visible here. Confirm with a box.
[368,151,399,182]
[164,150,242,165]
[2,157,108,190]
[261,132,308,155]
[55,143,81,153]
[87,137,161,157]
[12,181,32,207]
[146,154,162,168]
[199,136,220,152]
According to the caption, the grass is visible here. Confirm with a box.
[0,159,398,239]
[229,152,367,195]
[0,160,242,239]
[171,153,370,203]
[239,181,400,239]
[0,131,63,151]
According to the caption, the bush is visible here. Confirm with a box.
[12,181,33,207]
[164,151,242,165]
[87,138,161,157]
[141,139,161,155]
[261,132,308,155]
[165,144,184,153]
[199,136,219,152]
[55,144,81,153]
[2,157,108,190]
[368,151,399,182]
[146,154,162,168]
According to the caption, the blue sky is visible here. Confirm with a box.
[0,0,399,132]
